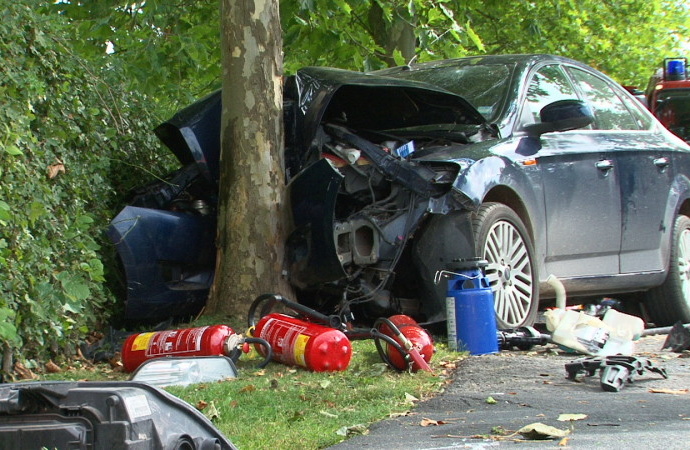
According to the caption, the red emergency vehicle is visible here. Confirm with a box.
[645,57,690,142]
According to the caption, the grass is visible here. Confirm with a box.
[35,318,465,449]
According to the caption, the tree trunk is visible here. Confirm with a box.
[207,0,294,320]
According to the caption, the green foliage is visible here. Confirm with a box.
[0,2,166,366]
[49,0,690,105]
[465,0,690,86]
[45,0,223,116]
[280,0,690,85]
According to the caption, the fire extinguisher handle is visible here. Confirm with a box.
[248,294,343,329]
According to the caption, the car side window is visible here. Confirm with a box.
[567,68,640,130]
[619,92,654,130]
[522,65,578,126]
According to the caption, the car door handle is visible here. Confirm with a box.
[595,159,614,171]
[653,157,670,168]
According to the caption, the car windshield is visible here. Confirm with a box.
[383,63,514,122]
[654,88,690,141]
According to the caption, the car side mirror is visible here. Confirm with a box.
[523,99,594,137]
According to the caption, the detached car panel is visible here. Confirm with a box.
[110,56,690,328]
[0,381,236,449]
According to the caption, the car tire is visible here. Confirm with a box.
[472,203,539,328]
[644,214,690,326]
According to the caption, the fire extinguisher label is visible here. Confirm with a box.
[144,326,209,357]
[294,334,309,367]
[259,318,308,367]
[131,332,155,352]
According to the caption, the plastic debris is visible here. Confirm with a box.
[565,355,668,392]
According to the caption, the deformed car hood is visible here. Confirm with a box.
[152,66,488,183]
[154,90,222,184]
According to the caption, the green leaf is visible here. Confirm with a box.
[392,49,406,66]
[28,201,46,223]
[465,22,485,52]
[3,145,23,156]
[0,201,10,222]
[56,272,90,301]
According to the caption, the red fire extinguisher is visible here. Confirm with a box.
[375,315,434,372]
[121,324,270,373]
[251,313,352,372]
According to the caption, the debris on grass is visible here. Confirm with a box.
[336,423,369,437]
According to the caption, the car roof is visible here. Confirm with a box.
[395,53,592,72]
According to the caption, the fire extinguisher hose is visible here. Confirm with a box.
[226,336,273,369]
[248,294,343,329]
[369,327,409,373]
[372,317,432,373]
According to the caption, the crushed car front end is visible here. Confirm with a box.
[109,67,493,324]
[283,68,493,323]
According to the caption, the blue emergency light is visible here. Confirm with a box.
[665,58,687,81]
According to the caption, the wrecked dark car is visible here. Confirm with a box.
[110,55,690,329]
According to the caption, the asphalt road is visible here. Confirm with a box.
[329,334,690,449]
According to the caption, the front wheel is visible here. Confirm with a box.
[473,203,539,328]
[645,214,690,326]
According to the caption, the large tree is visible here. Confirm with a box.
[206,0,294,318]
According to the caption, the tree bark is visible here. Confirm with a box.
[207,0,293,319]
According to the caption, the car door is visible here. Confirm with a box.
[567,66,675,274]
[520,64,622,277]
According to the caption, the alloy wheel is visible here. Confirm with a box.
[482,219,534,328]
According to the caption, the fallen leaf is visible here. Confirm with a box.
[320,410,338,418]
[649,388,689,395]
[558,437,570,446]
[485,396,497,404]
[557,413,588,422]
[203,401,220,421]
[240,384,256,393]
[404,393,419,404]
[336,424,369,437]
[518,423,570,440]
[421,418,438,427]
[320,380,331,389]
[45,360,61,373]
[196,400,208,410]
[14,362,37,380]
[490,426,508,435]
[48,163,65,179]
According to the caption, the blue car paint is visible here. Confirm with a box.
[108,206,216,320]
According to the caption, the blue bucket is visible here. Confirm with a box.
[446,263,498,355]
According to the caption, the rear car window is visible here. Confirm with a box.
[568,68,640,130]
